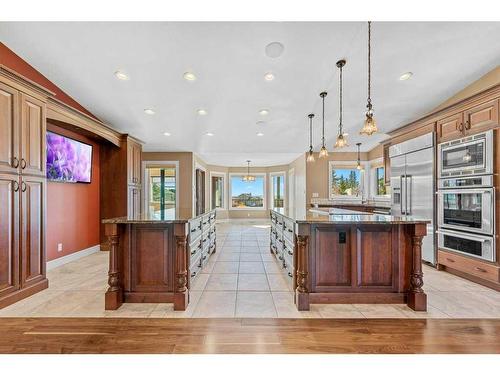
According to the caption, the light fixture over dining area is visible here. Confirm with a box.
[360,21,378,136]
[242,160,256,182]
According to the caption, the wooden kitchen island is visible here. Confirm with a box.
[102,209,216,311]
[270,208,429,311]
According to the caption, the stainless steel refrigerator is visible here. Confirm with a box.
[389,133,436,264]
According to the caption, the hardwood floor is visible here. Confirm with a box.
[0,318,499,353]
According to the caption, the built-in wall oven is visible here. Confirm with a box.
[437,228,495,262]
[438,130,493,178]
[437,175,494,236]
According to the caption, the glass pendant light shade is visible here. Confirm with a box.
[318,92,329,158]
[307,150,315,163]
[319,146,328,158]
[360,21,378,136]
[334,133,348,149]
[356,142,362,170]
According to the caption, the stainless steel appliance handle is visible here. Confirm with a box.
[436,188,494,195]
[406,175,412,216]
[436,229,488,243]
[400,175,406,215]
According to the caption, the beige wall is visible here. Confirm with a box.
[142,152,194,213]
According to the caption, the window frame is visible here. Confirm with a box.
[269,171,287,209]
[142,160,179,214]
[328,161,364,200]
[370,159,390,199]
[228,172,267,211]
[209,171,227,210]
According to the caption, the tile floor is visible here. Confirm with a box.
[1,219,500,318]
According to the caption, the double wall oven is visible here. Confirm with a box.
[437,130,495,262]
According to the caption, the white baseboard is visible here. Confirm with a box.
[47,244,101,271]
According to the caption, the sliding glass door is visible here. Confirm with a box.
[147,167,176,215]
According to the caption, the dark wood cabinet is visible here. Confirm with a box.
[0,82,19,174]
[127,140,142,185]
[0,174,19,300]
[128,185,141,219]
[0,73,48,309]
[437,112,464,142]
[20,94,46,177]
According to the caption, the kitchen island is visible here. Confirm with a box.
[102,209,216,311]
[270,208,429,311]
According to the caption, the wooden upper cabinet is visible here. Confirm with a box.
[20,93,46,177]
[0,173,20,298]
[20,175,45,288]
[463,99,499,136]
[437,112,464,142]
[0,82,19,174]
[127,139,142,185]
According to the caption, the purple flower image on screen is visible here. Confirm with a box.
[46,132,92,183]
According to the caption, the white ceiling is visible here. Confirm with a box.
[1,22,499,166]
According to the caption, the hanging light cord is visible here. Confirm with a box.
[367,21,372,111]
[339,64,343,135]
[321,95,326,147]
[309,115,313,151]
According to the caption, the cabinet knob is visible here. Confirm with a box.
[21,181,26,192]
[464,120,471,130]
[13,180,19,192]
[20,158,27,170]
[12,157,19,168]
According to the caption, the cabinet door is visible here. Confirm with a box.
[128,185,141,219]
[463,99,499,136]
[133,187,141,217]
[20,93,46,177]
[0,83,19,174]
[133,143,142,185]
[437,112,464,142]
[0,174,20,298]
[20,176,45,287]
[383,144,391,185]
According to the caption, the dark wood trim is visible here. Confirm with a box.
[0,278,48,309]
[174,234,188,311]
[407,223,427,311]
[104,223,122,310]
[309,292,406,304]
[295,234,309,311]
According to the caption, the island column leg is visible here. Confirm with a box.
[174,235,189,311]
[105,223,122,310]
[295,235,310,311]
[408,223,427,311]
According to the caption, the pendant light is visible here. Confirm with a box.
[334,59,348,148]
[242,160,256,182]
[319,92,328,158]
[356,143,362,170]
[360,21,378,136]
[306,113,315,162]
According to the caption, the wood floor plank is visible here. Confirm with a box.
[0,318,499,354]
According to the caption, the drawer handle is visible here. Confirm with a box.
[191,228,197,232]
[191,249,197,255]
[191,271,197,277]
[288,272,293,278]
[464,120,471,130]
[12,156,19,168]
[13,180,19,192]
[202,255,207,260]
[20,158,26,169]
[21,181,26,192]
[278,256,283,260]
[457,123,464,132]
[288,250,293,255]
[446,258,455,263]
[287,229,293,233]
[475,267,487,273]
[203,238,207,243]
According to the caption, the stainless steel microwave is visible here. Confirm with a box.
[438,130,493,178]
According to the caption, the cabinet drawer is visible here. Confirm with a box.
[283,238,294,257]
[190,254,202,279]
[189,241,202,259]
[438,250,500,283]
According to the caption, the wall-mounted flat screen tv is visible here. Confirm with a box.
[46,131,93,183]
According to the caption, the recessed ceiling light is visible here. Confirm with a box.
[205,132,214,136]
[197,109,207,116]
[259,109,269,116]
[183,72,197,81]
[256,121,266,126]
[114,70,129,80]
[163,132,171,136]
[144,108,155,115]
[265,42,285,58]
[264,72,275,81]
[399,72,413,81]
[256,132,264,137]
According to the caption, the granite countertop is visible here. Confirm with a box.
[102,208,213,224]
[272,207,430,225]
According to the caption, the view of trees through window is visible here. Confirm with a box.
[330,168,361,196]
[231,175,264,208]
[272,174,285,208]
[149,167,176,212]
[376,167,387,195]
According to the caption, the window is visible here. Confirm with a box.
[211,174,225,209]
[230,174,265,209]
[147,166,176,212]
[271,173,285,208]
[376,167,387,195]
[329,163,363,199]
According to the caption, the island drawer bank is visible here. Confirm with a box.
[102,209,216,311]
[271,208,429,311]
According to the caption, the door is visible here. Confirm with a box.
[0,174,20,298]
[146,166,177,216]
[390,154,406,216]
[133,143,142,185]
[20,93,45,177]
[288,169,295,216]
[463,100,499,136]
[0,83,19,174]
[437,112,464,142]
[195,168,205,216]
[20,175,45,287]
[405,148,435,264]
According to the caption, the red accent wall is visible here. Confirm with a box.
[0,42,99,120]
[46,123,100,261]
